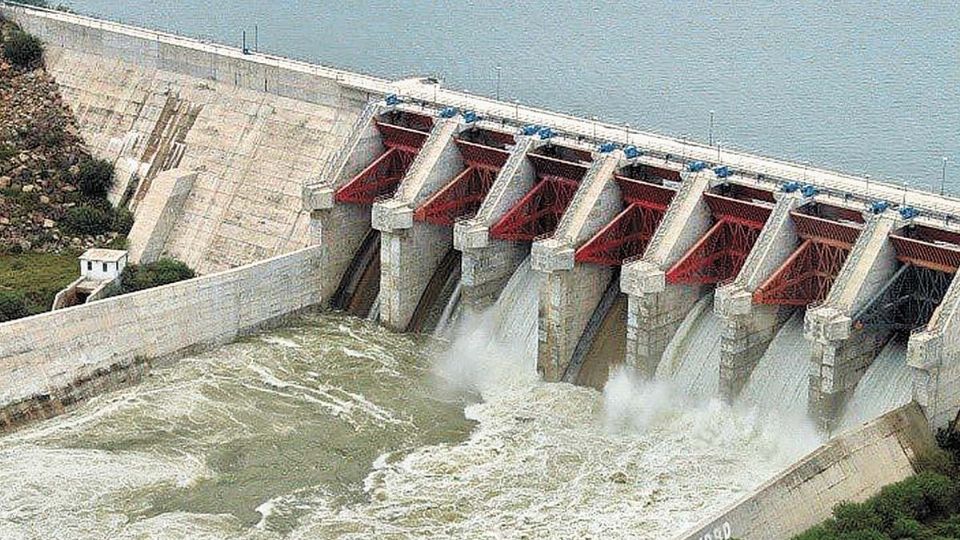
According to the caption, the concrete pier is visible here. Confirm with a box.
[909,272,960,429]
[806,211,902,430]
[715,192,804,401]
[454,136,539,312]
[373,117,462,331]
[620,169,714,376]
[304,101,384,304]
[533,151,622,381]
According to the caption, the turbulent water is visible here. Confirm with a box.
[656,294,723,400]
[0,262,820,539]
[740,312,810,416]
[839,339,913,431]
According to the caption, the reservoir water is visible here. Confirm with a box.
[61,0,959,193]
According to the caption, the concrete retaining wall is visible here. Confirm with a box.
[678,402,935,540]
[0,246,323,432]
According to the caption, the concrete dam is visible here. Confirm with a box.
[0,4,956,539]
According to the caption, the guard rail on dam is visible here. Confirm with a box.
[2,4,960,538]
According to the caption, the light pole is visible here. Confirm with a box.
[709,110,715,146]
[624,123,630,145]
[591,116,598,140]
[941,157,949,196]
[865,174,871,200]
[514,99,519,122]
[495,66,502,101]
[717,141,722,163]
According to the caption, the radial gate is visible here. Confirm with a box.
[665,184,775,284]
[490,145,593,242]
[855,224,960,331]
[754,203,865,306]
[574,163,680,266]
[413,129,515,226]
[334,111,434,205]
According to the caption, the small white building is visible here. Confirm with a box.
[79,249,128,281]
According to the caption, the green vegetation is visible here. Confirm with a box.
[0,291,28,322]
[2,29,43,68]
[794,432,960,539]
[119,258,196,294]
[62,205,113,236]
[77,158,115,198]
[0,251,79,318]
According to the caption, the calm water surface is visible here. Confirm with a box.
[62,0,960,192]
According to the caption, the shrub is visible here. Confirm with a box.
[111,207,134,235]
[3,30,43,68]
[871,472,957,527]
[76,158,115,198]
[120,258,195,294]
[831,502,882,535]
[0,291,28,322]
[62,205,112,236]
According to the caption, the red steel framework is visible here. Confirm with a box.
[335,116,432,205]
[664,187,774,285]
[489,151,591,241]
[574,177,677,265]
[413,137,512,226]
[753,204,865,306]
[889,224,960,274]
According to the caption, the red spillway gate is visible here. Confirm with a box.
[574,170,678,266]
[889,225,960,274]
[665,184,775,284]
[413,130,515,226]
[753,203,865,306]
[490,146,593,241]
[335,112,434,205]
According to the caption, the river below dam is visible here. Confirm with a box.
[0,264,820,539]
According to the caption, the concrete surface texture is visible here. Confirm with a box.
[0,246,324,432]
[620,169,713,376]
[5,7,368,274]
[715,193,803,401]
[126,169,196,264]
[909,271,960,429]
[807,213,902,430]
[678,402,936,540]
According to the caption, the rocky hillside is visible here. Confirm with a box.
[0,18,123,254]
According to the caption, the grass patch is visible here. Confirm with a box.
[0,251,79,316]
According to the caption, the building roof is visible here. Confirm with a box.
[79,248,128,262]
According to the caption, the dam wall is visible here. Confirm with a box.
[1,4,377,274]
[0,246,323,432]
[678,403,936,540]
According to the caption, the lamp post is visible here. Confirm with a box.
[709,110,715,146]
[495,66,502,101]
[941,157,949,196]
[865,174,871,200]
[591,116,598,140]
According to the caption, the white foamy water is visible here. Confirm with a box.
[656,294,723,400]
[740,312,810,416]
[433,279,463,339]
[289,260,815,539]
[0,262,820,539]
[839,339,912,431]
